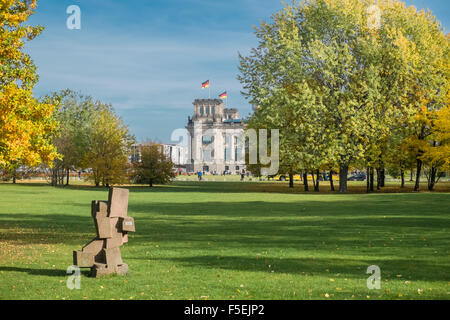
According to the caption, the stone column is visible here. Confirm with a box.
[214,128,225,170]
[230,134,235,162]
[193,121,203,170]
[240,132,246,164]
[223,133,228,165]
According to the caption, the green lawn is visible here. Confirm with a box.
[0,181,449,300]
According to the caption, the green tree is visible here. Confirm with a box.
[239,0,447,193]
[133,143,175,187]
[240,0,383,193]
[47,90,97,186]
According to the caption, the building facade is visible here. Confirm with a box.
[163,144,187,167]
[130,143,187,168]
[186,99,247,174]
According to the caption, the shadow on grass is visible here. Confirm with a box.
[0,266,83,277]
[0,194,448,246]
[139,255,450,282]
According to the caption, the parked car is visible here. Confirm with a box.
[348,173,367,181]
[272,174,303,181]
[269,173,340,182]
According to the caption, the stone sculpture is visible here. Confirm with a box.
[73,188,135,277]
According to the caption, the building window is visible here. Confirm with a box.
[203,150,212,162]
[224,147,231,161]
[200,106,204,115]
[202,136,213,144]
[206,106,210,115]
[212,106,215,115]
[236,166,240,171]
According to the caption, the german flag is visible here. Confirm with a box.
[201,80,210,89]
[219,91,227,99]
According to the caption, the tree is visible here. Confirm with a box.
[418,103,450,190]
[240,0,388,193]
[239,0,448,193]
[132,143,175,187]
[0,0,59,170]
[430,104,450,170]
[384,4,449,192]
[385,134,416,188]
[408,91,448,191]
[83,103,134,187]
[245,93,306,190]
[45,90,97,186]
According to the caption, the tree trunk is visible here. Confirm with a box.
[12,173,16,184]
[314,170,320,192]
[366,167,370,193]
[303,173,309,192]
[51,168,57,186]
[414,159,422,192]
[289,173,294,189]
[339,164,348,193]
[329,170,335,192]
[410,170,413,182]
[401,169,405,188]
[380,168,385,187]
[428,166,437,191]
[376,168,381,190]
[311,172,316,191]
[66,168,70,186]
[149,178,153,188]
[369,167,374,192]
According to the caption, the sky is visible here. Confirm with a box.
[26,0,449,143]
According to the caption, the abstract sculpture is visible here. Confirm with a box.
[73,188,135,277]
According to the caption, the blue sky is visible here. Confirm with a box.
[27,0,449,143]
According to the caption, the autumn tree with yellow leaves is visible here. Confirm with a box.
[411,103,450,191]
[82,103,135,187]
[0,0,58,171]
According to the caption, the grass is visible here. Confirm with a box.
[0,181,449,300]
